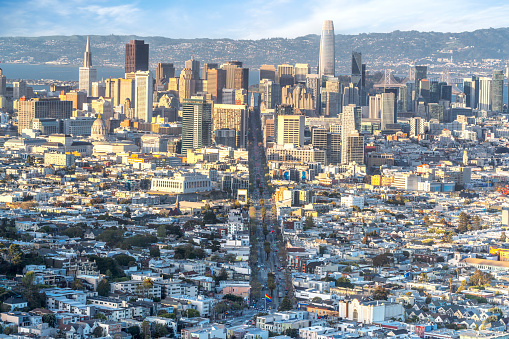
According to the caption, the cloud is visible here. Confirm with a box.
[0,0,509,38]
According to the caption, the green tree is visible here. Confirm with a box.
[312,297,322,303]
[267,272,276,296]
[42,314,56,327]
[501,232,507,242]
[372,253,391,268]
[304,215,315,230]
[336,277,354,288]
[264,241,271,259]
[372,286,389,300]
[97,279,110,297]
[278,296,293,311]
[362,233,369,245]
[150,246,161,258]
[7,244,23,265]
[154,324,169,338]
[203,210,218,224]
[182,309,200,318]
[261,207,266,220]
[114,254,136,267]
[127,326,141,339]
[157,225,167,238]
[21,271,35,288]
[92,326,103,338]
[469,269,493,287]
[94,313,107,320]
[457,212,470,234]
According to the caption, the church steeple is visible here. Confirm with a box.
[84,36,92,68]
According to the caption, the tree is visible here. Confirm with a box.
[267,272,276,297]
[372,253,391,268]
[472,216,481,230]
[7,244,23,265]
[284,329,299,338]
[372,286,389,300]
[261,207,266,220]
[127,326,141,339]
[312,297,322,303]
[150,246,161,258]
[249,206,257,219]
[97,279,110,297]
[278,296,293,311]
[21,271,35,288]
[154,323,169,338]
[94,313,107,320]
[501,232,507,242]
[336,277,354,288]
[264,241,271,259]
[92,326,103,338]
[457,212,470,234]
[469,269,493,287]
[362,233,369,245]
[203,210,218,224]
[182,309,200,318]
[42,314,56,328]
[157,225,167,238]
[304,216,315,230]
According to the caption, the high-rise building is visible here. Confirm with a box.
[343,131,364,165]
[125,40,149,74]
[134,71,153,123]
[380,92,396,130]
[105,78,135,107]
[259,79,281,109]
[179,68,196,100]
[478,77,492,111]
[222,89,236,105]
[492,70,504,112]
[0,68,5,97]
[409,117,425,137]
[185,56,200,80]
[428,103,444,122]
[341,104,362,164]
[79,36,97,97]
[343,83,359,107]
[351,52,362,88]
[182,96,212,152]
[202,63,218,80]
[206,68,226,103]
[306,74,322,114]
[18,98,73,133]
[321,78,340,117]
[212,104,248,148]
[463,76,479,109]
[221,61,247,89]
[414,65,427,96]
[156,63,175,90]
[319,20,335,77]
[260,65,276,82]
[294,64,310,83]
[13,80,27,100]
[277,114,304,147]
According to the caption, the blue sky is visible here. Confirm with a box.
[1,0,508,38]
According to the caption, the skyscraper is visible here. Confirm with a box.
[341,105,362,164]
[260,65,276,82]
[79,42,97,95]
[182,96,212,152]
[18,98,73,133]
[294,64,310,83]
[478,77,492,111]
[380,92,396,130]
[492,70,504,112]
[0,68,5,96]
[134,71,153,123]
[277,114,304,147]
[185,56,200,80]
[414,65,427,98]
[202,63,218,80]
[156,63,175,90]
[463,76,479,109]
[319,20,335,77]
[206,68,226,103]
[212,104,248,148]
[125,40,149,74]
[351,52,362,87]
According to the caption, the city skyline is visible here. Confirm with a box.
[1,0,509,39]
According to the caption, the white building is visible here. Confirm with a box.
[151,171,212,194]
[340,195,364,209]
[134,71,153,123]
[337,298,404,324]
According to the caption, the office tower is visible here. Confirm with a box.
[221,61,246,89]
[235,89,248,105]
[294,64,310,83]
[343,83,359,107]
[414,65,427,96]
[406,82,415,112]
[185,56,200,80]
[259,79,281,109]
[312,127,328,149]
[222,89,236,105]
[179,68,195,100]
[478,77,492,111]
[277,114,304,147]
[18,98,73,133]
[341,104,362,163]
[212,104,248,148]
[206,68,226,103]
[13,80,27,100]
[418,79,430,103]
[380,92,396,130]
[273,104,294,143]
[281,84,315,112]
[306,74,322,113]
[260,65,276,81]
[321,78,340,117]
[234,67,249,90]
[134,71,153,123]
[79,36,97,97]
[92,82,106,98]
[319,20,335,77]
[277,64,294,86]
[0,68,5,96]
[368,95,381,119]
[343,131,364,165]
[202,63,218,80]
[182,96,212,152]
[105,78,135,107]
[409,117,425,137]
[428,103,444,122]
[492,70,504,112]
[125,40,149,74]
[351,52,362,88]
[463,76,479,109]
[156,63,175,90]
[429,81,440,103]
[61,90,87,110]
[440,84,452,103]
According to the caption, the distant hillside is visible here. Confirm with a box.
[1,28,508,74]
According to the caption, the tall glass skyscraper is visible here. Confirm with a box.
[319,20,335,77]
